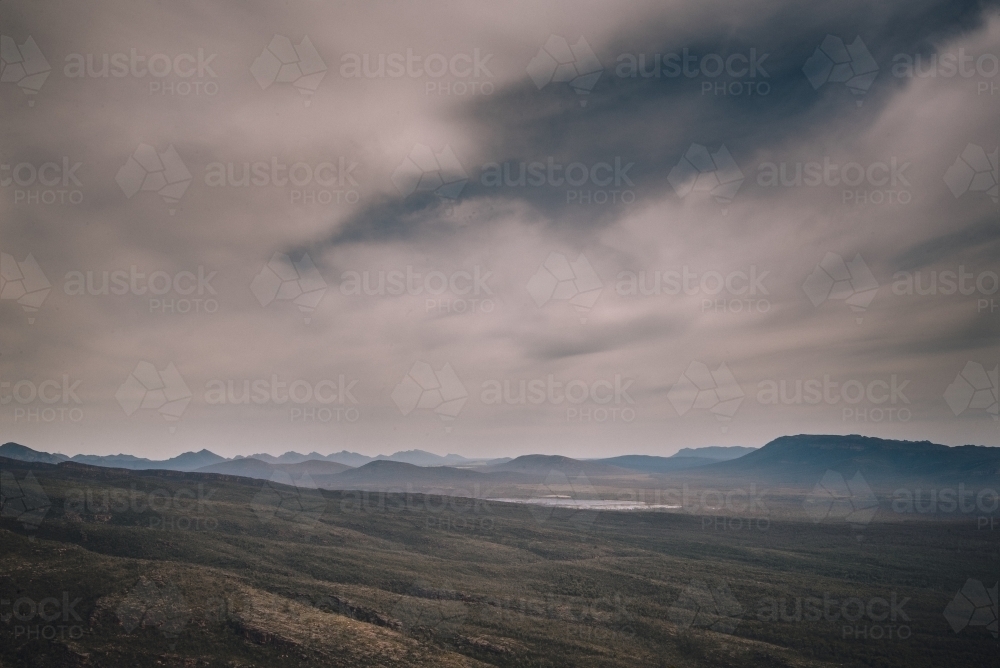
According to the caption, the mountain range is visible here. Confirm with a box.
[0,444,499,471]
[0,442,751,471]
[3,437,998,490]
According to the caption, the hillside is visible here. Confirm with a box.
[671,446,757,460]
[0,442,68,464]
[696,434,1000,484]
[483,454,632,477]
[0,454,995,667]
[318,460,494,488]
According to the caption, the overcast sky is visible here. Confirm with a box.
[1,0,998,459]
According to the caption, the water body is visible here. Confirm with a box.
[489,498,681,511]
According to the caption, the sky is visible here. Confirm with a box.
[1,0,998,459]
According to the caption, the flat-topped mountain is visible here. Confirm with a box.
[697,434,1000,484]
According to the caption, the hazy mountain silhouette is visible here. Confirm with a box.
[198,458,352,479]
[0,442,68,464]
[592,455,717,473]
[373,450,472,466]
[3,437,998,489]
[671,446,757,460]
[483,454,631,476]
[69,448,225,471]
[693,434,1000,485]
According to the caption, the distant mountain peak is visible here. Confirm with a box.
[0,442,68,464]
[703,434,999,484]
[671,446,757,461]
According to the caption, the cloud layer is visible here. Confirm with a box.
[1,0,998,458]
